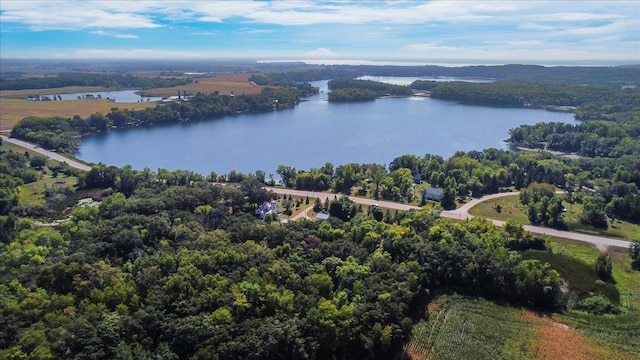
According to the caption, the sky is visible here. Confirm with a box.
[1,0,639,65]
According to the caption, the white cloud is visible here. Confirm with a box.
[90,30,139,39]
[0,1,160,30]
[403,43,458,52]
[115,34,140,39]
[303,48,339,58]
[505,40,542,46]
[1,1,638,63]
[1,0,637,30]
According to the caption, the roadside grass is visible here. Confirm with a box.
[532,235,639,308]
[521,249,620,304]
[527,236,640,357]
[0,98,155,130]
[608,246,640,311]
[274,194,313,220]
[543,235,602,265]
[468,194,640,239]
[139,74,265,97]
[562,202,640,239]
[350,181,435,207]
[468,194,529,223]
[1,140,36,155]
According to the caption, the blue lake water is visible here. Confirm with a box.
[76,80,578,175]
[45,90,163,103]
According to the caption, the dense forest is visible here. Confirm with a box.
[0,74,192,91]
[0,145,584,359]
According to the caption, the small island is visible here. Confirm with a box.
[327,79,414,102]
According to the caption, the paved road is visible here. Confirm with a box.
[1,135,92,171]
[265,187,631,250]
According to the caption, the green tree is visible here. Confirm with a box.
[29,154,48,169]
[276,165,297,188]
[629,240,640,270]
[440,177,457,210]
[366,164,387,200]
[580,196,608,229]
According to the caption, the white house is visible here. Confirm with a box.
[315,213,330,221]
[424,187,444,201]
[255,201,279,218]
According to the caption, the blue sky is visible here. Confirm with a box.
[1,1,638,65]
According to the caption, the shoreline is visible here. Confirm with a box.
[508,143,581,159]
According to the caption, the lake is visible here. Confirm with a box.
[44,90,163,103]
[76,79,578,175]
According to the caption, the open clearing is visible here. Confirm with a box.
[468,194,640,240]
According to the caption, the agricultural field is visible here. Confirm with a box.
[404,295,537,360]
[139,74,266,97]
[0,98,154,131]
[405,234,640,360]
[404,294,638,360]
[468,194,640,240]
[0,86,107,99]
[0,74,266,131]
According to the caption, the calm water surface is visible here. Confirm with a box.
[45,90,162,103]
[76,80,578,174]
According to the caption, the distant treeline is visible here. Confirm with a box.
[412,80,640,118]
[251,64,640,86]
[10,87,302,152]
[327,79,413,102]
[248,73,319,97]
[0,73,192,91]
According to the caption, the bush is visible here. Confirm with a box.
[576,295,619,315]
[595,253,612,280]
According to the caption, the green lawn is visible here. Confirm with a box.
[539,236,640,356]
[468,194,640,240]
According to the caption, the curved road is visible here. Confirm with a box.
[266,187,631,250]
[1,135,91,171]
